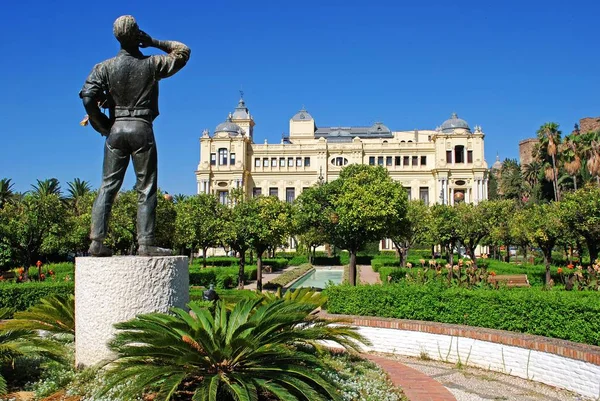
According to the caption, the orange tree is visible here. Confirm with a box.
[325,165,407,285]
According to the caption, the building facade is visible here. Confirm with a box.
[196,98,489,208]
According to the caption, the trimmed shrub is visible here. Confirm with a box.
[189,266,257,288]
[0,281,74,312]
[325,283,600,345]
[288,255,309,266]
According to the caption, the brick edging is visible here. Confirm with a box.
[321,312,600,366]
[363,354,456,401]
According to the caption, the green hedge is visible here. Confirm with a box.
[325,283,600,345]
[0,281,74,312]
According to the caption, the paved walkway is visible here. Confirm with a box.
[245,265,298,290]
[364,354,456,401]
[359,264,381,284]
[381,354,588,401]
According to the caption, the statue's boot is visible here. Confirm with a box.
[89,240,113,257]
[138,245,172,257]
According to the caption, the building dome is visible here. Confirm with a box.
[492,155,502,171]
[215,115,242,136]
[440,113,471,133]
[291,107,313,121]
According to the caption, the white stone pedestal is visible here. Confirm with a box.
[75,256,189,367]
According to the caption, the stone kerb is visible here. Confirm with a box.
[322,313,600,399]
[75,256,189,367]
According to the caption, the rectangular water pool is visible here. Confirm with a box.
[290,268,343,290]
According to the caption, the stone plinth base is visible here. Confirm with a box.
[75,256,189,367]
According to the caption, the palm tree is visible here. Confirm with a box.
[100,291,367,401]
[30,178,61,198]
[0,178,14,208]
[173,193,187,204]
[66,178,93,213]
[536,123,562,201]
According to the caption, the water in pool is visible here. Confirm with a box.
[290,268,343,289]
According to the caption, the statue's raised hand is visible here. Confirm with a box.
[138,30,153,48]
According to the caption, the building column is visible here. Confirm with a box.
[483,179,488,200]
[465,188,470,204]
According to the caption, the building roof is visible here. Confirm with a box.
[291,107,314,121]
[440,113,471,133]
[315,122,392,142]
[231,98,250,120]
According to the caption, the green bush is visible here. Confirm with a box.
[192,257,238,267]
[288,255,309,266]
[264,264,313,290]
[0,281,74,313]
[325,283,600,345]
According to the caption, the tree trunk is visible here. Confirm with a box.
[256,252,263,291]
[544,251,552,286]
[505,244,510,263]
[551,154,560,202]
[586,237,599,264]
[237,250,246,289]
[431,244,435,260]
[312,246,316,264]
[467,247,477,268]
[349,250,357,286]
[573,175,577,191]
[447,245,453,282]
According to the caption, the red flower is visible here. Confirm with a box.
[557,267,563,274]
[490,271,497,276]
[48,270,55,276]
[567,264,574,270]
[40,273,46,281]
[36,260,42,267]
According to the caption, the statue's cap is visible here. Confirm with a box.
[113,15,139,44]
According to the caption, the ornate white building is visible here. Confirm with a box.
[195,97,489,209]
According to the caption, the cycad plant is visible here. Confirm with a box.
[101,292,367,401]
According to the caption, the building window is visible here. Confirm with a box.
[263,158,269,167]
[252,187,262,197]
[332,157,348,166]
[403,156,409,166]
[386,156,392,166]
[446,150,453,164]
[304,157,311,167]
[280,157,285,167]
[467,150,473,163]
[219,191,228,205]
[288,157,294,167]
[296,157,302,167]
[377,156,384,166]
[230,153,236,165]
[455,145,465,163]
[412,156,418,166]
[211,153,216,166]
[286,188,295,203]
[254,158,260,167]
[381,239,389,250]
[271,158,277,167]
[420,156,427,166]
[395,156,401,166]
[269,187,278,197]
[419,187,429,204]
[369,156,375,165]
[404,187,412,200]
[218,148,228,165]
[302,187,310,193]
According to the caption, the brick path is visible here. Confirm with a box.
[364,354,457,401]
[359,264,381,284]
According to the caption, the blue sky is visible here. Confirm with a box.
[1,0,598,195]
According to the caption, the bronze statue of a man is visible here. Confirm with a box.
[80,15,190,257]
